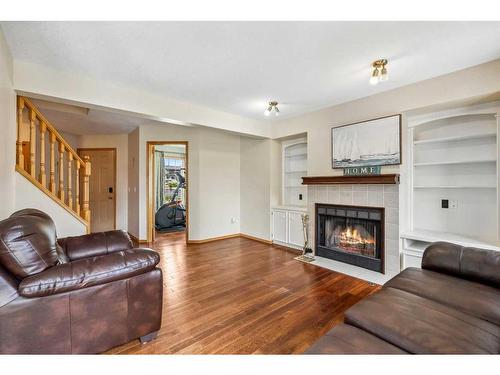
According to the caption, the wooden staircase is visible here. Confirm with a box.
[16,96,91,231]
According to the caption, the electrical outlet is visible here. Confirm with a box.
[449,200,458,209]
[231,217,237,224]
[441,199,449,209]
[299,194,303,200]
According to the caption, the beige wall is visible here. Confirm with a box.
[0,26,16,219]
[272,59,500,177]
[78,134,129,231]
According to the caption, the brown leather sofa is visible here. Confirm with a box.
[306,242,500,354]
[0,209,163,354]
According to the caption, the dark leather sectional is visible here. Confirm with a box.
[307,242,500,354]
[0,209,163,354]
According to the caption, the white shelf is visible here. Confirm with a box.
[414,159,496,167]
[401,229,500,252]
[406,103,499,252]
[272,205,307,212]
[414,185,496,189]
[283,139,308,207]
[285,153,307,159]
[284,170,307,174]
[413,132,496,145]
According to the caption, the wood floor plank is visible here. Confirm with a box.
[105,231,379,354]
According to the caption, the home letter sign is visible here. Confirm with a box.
[343,166,381,176]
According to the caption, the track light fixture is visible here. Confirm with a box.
[264,101,280,116]
[370,59,388,85]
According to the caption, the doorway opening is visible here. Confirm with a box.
[77,148,117,233]
[147,142,188,243]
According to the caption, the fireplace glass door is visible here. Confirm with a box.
[320,216,377,258]
[316,204,384,273]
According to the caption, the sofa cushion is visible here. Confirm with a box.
[386,267,500,325]
[59,230,134,261]
[345,287,500,354]
[19,249,160,297]
[0,210,60,278]
[306,324,407,354]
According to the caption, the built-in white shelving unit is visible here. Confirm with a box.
[282,138,307,207]
[401,102,500,268]
[271,138,308,250]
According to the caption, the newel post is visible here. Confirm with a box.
[82,156,91,223]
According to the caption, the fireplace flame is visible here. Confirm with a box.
[339,226,375,246]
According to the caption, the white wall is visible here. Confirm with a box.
[272,59,500,177]
[197,127,241,239]
[128,128,140,237]
[136,124,241,241]
[14,174,87,237]
[78,134,129,231]
[0,26,16,220]
[13,60,270,138]
[240,137,273,240]
[59,131,80,151]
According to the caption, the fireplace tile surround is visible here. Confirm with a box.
[308,184,400,284]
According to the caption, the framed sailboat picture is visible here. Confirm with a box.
[331,114,401,169]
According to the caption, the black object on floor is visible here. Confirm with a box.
[156,224,186,233]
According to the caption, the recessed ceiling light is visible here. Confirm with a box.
[370,59,388,85]
[264,101,280,117]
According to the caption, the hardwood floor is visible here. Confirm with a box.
[106,232,379,354]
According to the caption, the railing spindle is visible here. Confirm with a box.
[82,156,91,222]
[49,132,56,193]
[29,109,36,177]
[39,121,47,186]
[16,97,25,169]
[67,153,73,208]
[75,160,81,215]
[58,142,65,202]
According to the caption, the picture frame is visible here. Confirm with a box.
[331,114,402,169]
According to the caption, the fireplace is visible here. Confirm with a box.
[315,203,384,273]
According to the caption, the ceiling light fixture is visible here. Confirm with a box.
[264,101,280,117]
[370,59,388,85]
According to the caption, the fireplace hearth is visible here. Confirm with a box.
[316,203,384,273]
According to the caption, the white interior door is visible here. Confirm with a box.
[79,149,116,233]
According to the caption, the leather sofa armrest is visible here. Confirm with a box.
[58,230,134,261]
[422,241,500,288]
[0,264,19,308]
[18,248,160,298]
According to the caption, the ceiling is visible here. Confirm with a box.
[3,22,500,121]
[31,98,151,134]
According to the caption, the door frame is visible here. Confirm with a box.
[146,141,189,243]
[77,148,117,231]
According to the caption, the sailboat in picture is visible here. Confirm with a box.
[332,115,401,168]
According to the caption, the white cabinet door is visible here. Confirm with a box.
[288,211,305,247]
[402,253,422,270]
[272,210,288,243]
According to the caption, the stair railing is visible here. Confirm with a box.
[16,96,91,229]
